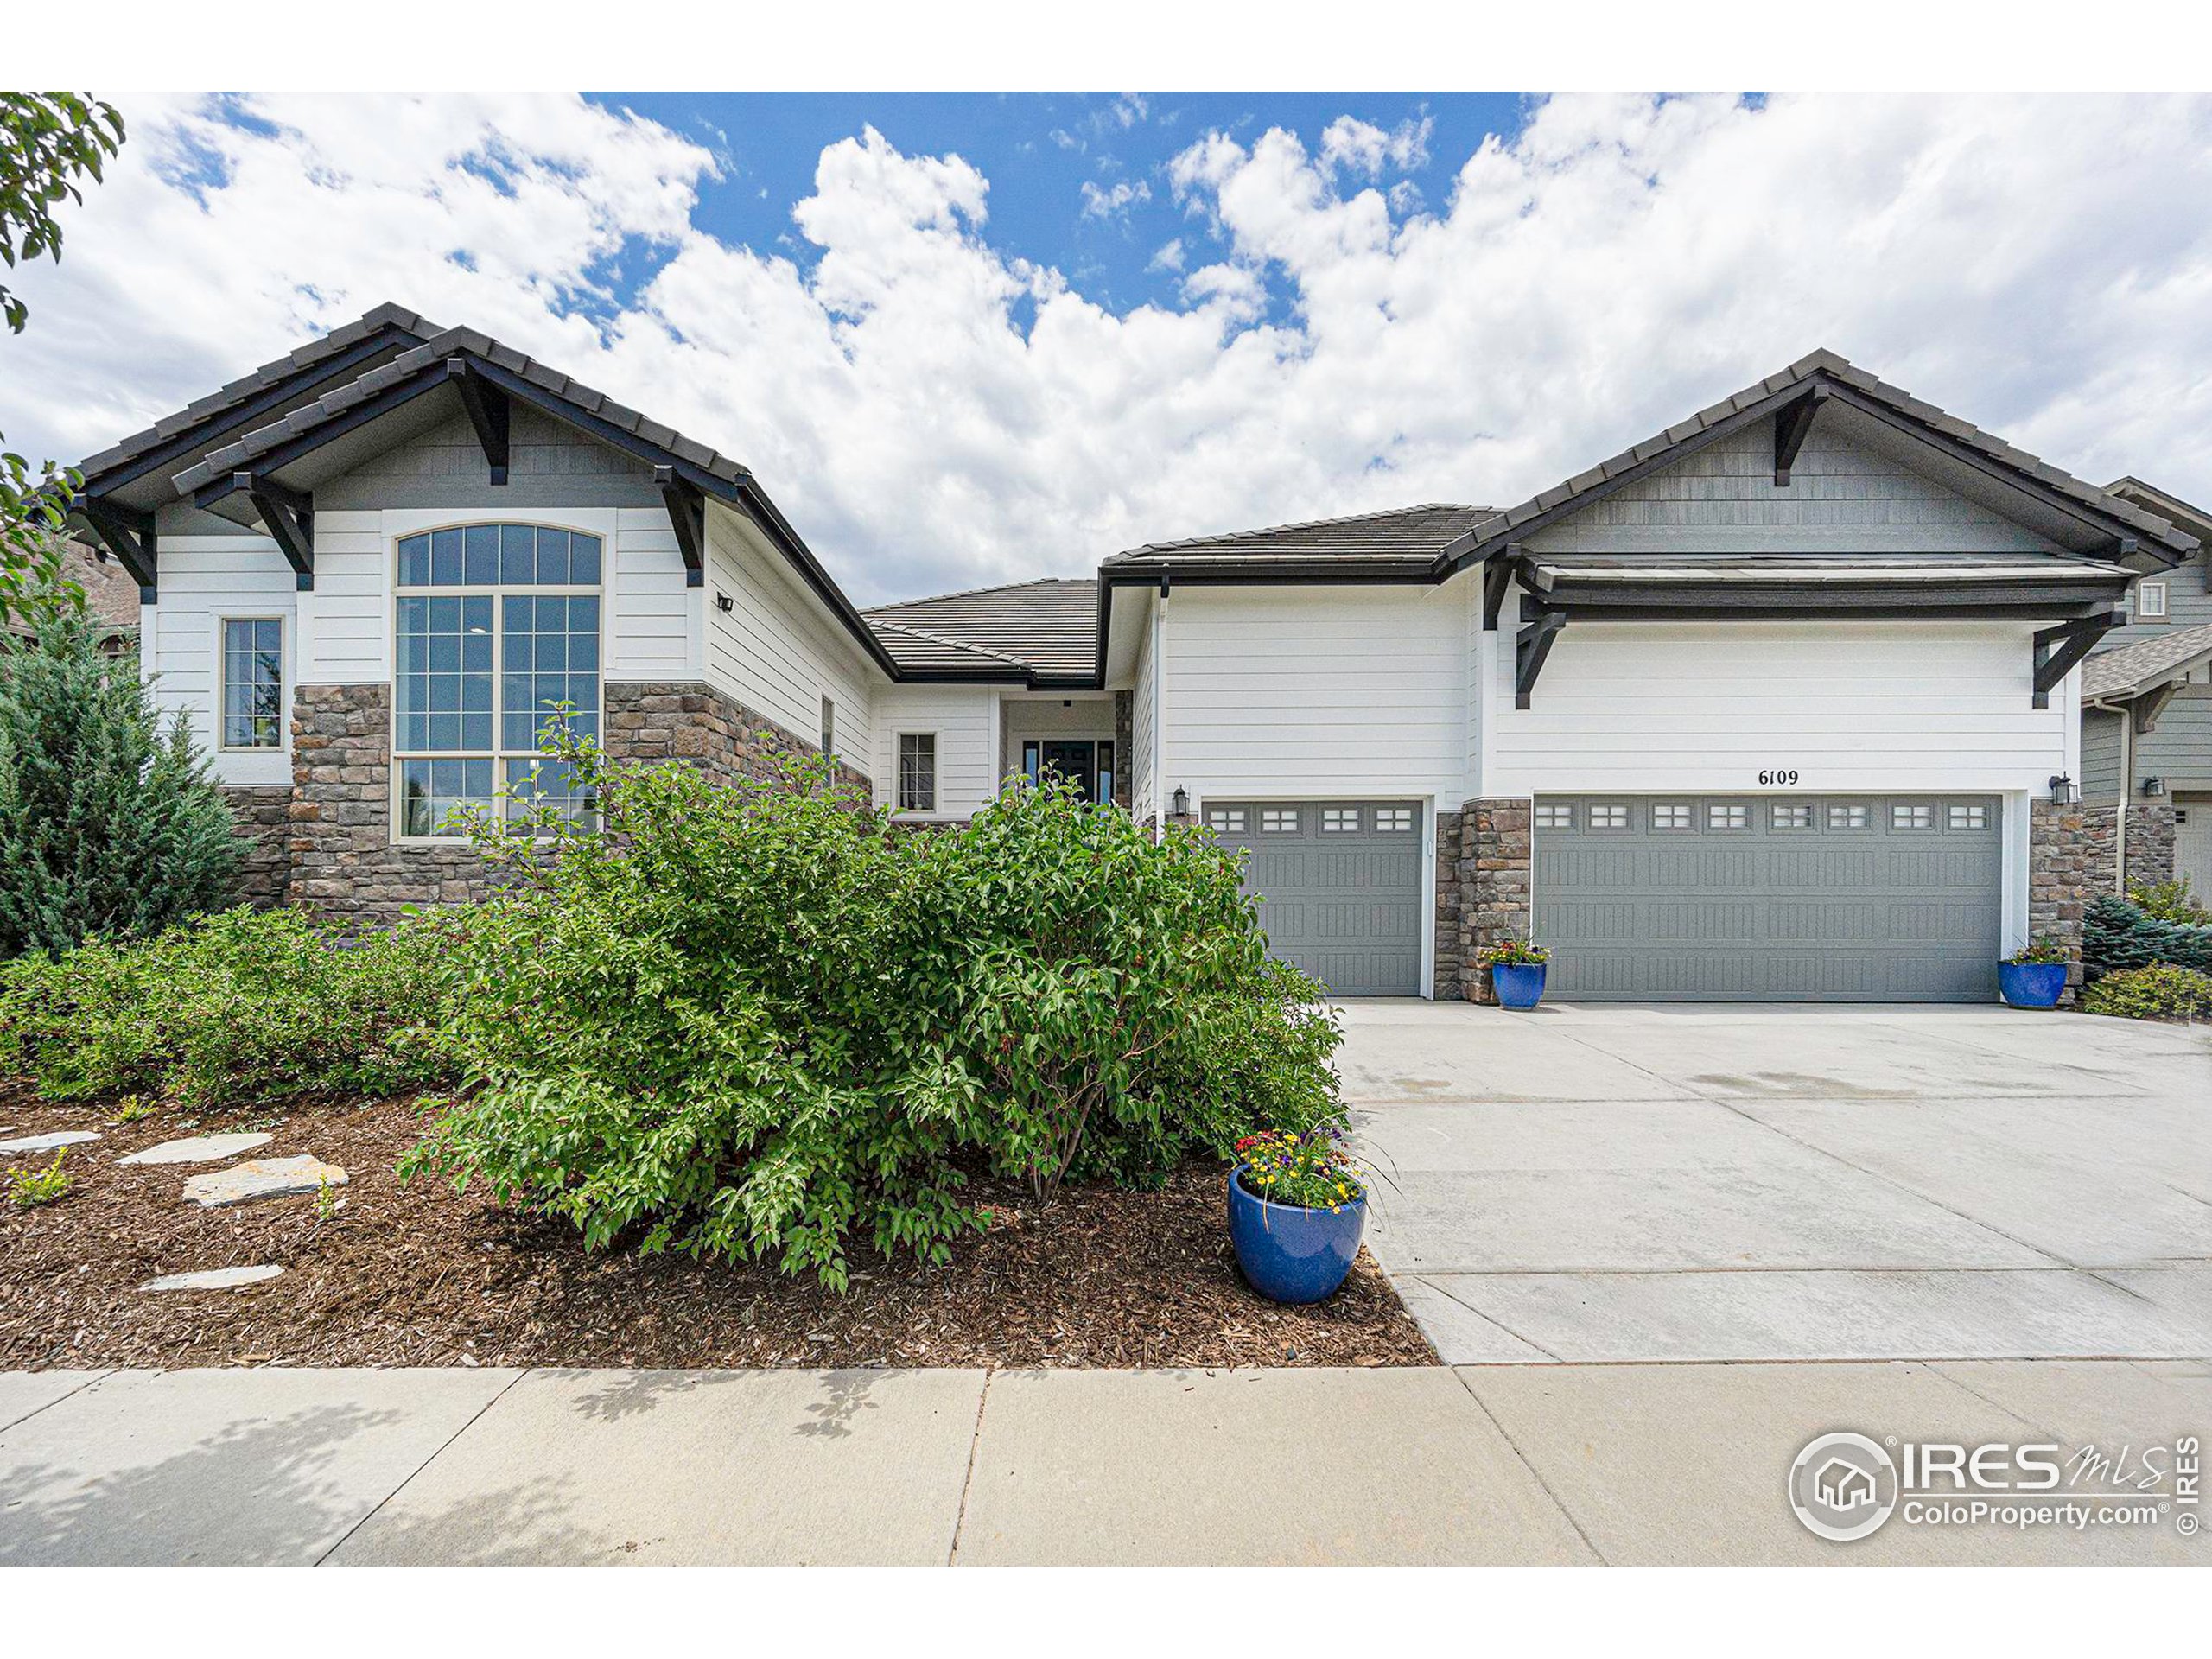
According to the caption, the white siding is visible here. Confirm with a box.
[609,505,692,681]
[143,534,297,786]
[301,510,387,683]
[1131,599,1157,820]
[702,503,879,763]
[1160,585,1467,804]
[872,685,996,819]
[1479,595,2072,796]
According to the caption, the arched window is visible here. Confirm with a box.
[392,524,603,838]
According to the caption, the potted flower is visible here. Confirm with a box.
[1999,937,2071,1009]
[1227,1128,1367,1305]
[1478,938,1551,1010]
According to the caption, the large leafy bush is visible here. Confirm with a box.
[2128,878,2212,925]
[402,737,1341,1287]
[0,604,241,954]
[2082,893,2212,982]
[0,906,461,1104]
[2082,963,2212,1021]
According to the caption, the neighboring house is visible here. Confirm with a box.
[2081,478,2212,900]
[2,538,140,655]
[63,305,2200,1001]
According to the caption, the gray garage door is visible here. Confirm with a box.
[1207,800,1424,996]
[1533,795,2001,1002]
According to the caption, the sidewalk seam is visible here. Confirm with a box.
[945,1368,994,1566]
[311,1366,533,1566]
[0,1367,115,1433]
[1450,1368,1608,1565]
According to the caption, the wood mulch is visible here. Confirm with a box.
[0,1085,1433,1371]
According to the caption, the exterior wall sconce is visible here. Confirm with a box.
[1170,785,1190,818]
[2142,776,2166,798]
[2049,774,2078,804]
[715,590,734,613]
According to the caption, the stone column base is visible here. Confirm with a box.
[2084,803,2177,895]
[1455,798,1532,1003]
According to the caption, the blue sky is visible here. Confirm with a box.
[588,92,1529,320]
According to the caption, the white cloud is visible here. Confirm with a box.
[1319,113,1433,176]
[1078,177,1152,219]
[1147,238,1186,272]
[7,92,2212,609]
[1112,93,1150,130]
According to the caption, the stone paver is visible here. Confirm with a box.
[119,1133,272,1167]
[142,1265,285,1293]
[182,1156,346,1208]
[0,1368,518,1566]
[1344,1003,2212,1363]
[0,1131,99,1155]
[330,1368,986,1566]
[954,1367,1596,1564]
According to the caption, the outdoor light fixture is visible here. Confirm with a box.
[1171,785,1190,818]
[2049,774,2078,804]
[2143,776,2166,798]
[715,590,734,613]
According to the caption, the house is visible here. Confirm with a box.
[2080,479,2212,900]
[62,303,2201,1000]
[1814,1457,1878,1513]
[2,538,140,655]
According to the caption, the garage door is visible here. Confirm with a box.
[1207,800,1424,996]
[1533,795,2001,1002]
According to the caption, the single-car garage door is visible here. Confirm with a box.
[1207,800,1424,996]
[1533,795,2001,1002]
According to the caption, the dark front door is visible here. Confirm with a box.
[1025,739,1116,804]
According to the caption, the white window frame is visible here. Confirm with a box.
[1374,806,1415,833]
[1652,803,1693,831]
[388,520,608,845]
[2136,579,2170,621]
[821,695,836,760]
[215,613,287,753]
[895,731,938,813]
[1534,803,1573,830]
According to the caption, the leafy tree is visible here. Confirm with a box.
[1,92,126,626]
[0,602,240,956]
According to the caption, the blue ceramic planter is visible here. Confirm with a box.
[1999,961,2068,1009]
[1491,962,1547,1010]
[1228,1166,1364,1305]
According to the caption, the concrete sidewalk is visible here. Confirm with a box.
[3,1361,2205,1565]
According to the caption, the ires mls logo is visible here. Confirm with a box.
[1789,1433,1900,1541]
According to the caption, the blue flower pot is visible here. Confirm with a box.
[1228,1166,1365,1305]
[1999,961,2069,1009]
[1490,962,1547,1010]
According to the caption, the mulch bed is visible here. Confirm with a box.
[0,1084,1433,1371]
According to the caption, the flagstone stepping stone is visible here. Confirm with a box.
[182,1156,347,1208]
[0,1130,99,1154]
[119,1132,272,1166]
[142,1265,284,1292]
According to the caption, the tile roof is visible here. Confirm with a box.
[76,303,435,481]
[1445,350,2201,567]
[2080,620,2212,701]
[863,577,1099,681]
[1103,503,1494,570]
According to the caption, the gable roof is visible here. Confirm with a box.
[2081,620,2212,702]
[864,577,1099,683]
[1437,350,2199,575]
[1102,503,1493,581]
[2103,477,2212,549]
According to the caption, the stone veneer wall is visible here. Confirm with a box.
[1432,806,1465,1001]
[2028,799,2093,998]
[2082,803,2177,896]
[1452,798,1533,1004]
[219,785,294,908]
[601,681,873,796]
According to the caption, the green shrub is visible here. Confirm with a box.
[0,906,461,1104]
[2005,936,2070,966]
[7,1151,73,1208]
[0,607,242,956]
[2082,963,2212,1021]
[402,735,1343,1288]
[2083,894,2212,981]
[2128,879,2212,925]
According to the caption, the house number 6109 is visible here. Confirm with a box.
[1758,769,1800,786]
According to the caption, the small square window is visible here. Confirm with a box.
[2137,580,2170,621]
[1261,808,1300,833]
[1588,804,1630,830]
[1771,804,1812,830]
[1375,807,1414,832]
[1535,804,1573,830]
[1948,804,1988,831]
[1322,808,1360,832]
[1828,804,1870,830]
[1892,803,1933,830]
[1207,808,1247,833]
[1708,804,1749,830]
[1652,804,1693,830]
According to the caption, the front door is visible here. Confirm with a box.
[1025,739,1116,804]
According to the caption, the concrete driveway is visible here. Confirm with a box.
[1344,1001,2212,1365]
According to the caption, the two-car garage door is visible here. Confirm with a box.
[1534,795,2002,1001]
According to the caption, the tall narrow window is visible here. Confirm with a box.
[393,524,601,838]
[897,733,937,811]
[220,618,283,748]
[821,696,836,760]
